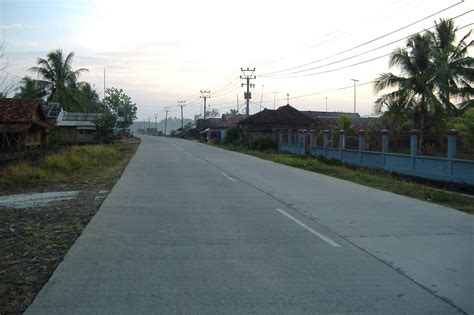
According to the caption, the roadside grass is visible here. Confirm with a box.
[0,142,139,314]
[219,145,474,214]
[0,143,137,191]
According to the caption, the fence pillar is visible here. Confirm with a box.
[410,129,420,156]
[381,130,389,154]
[447,129,458,160]
[278,129,283,150]
[358,129,365,151]
[288,130,292,148]
[339,130,345,160]
[358,129,365,164]
[410,129,420,171]
[323,130,329,157]
[447,129,458,176]
[308,130,314,156]
[339,130,346,150]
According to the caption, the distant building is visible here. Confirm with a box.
[56,110,103,143]
[238,105,317,143]
[0,98,54,151]
[197,114,246,143]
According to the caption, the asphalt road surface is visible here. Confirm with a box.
[26,136,473,314]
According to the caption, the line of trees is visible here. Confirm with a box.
[3,48,136,127]
[374,18,473,135]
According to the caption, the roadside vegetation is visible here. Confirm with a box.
[219,127,473,214]
[0,142,139,314]
[0,144,137,191]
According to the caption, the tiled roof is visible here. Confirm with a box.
[0,98,45,123]
[239,105,317,126]
[301,111,361,120]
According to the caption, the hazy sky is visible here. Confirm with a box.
[1,0,472,120]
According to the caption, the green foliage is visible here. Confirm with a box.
[14,76,47,99]
[222,126,243,145]
[374,19,473,134]
[338,115,353,131]
[0,144,128,186]
[104,87,137,128]
[249,136,276,151]
[45,129,63,149]
[29,49,88,111]
[453,108,474,150]
[94,113,116,143]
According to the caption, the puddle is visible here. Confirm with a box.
[0,191,80,209]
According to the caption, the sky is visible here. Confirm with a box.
[0,0,472,121]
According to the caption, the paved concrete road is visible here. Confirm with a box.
[27,136,472,314]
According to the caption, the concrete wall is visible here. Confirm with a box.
[277,129,474,185]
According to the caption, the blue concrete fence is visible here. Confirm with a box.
[276,129,474,185]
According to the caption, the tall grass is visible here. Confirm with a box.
[0,144,131,188]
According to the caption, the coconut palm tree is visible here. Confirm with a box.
[75,82,103,112]
[30,49,88,111]
[374,33,439,133]
[430,19,473,116]
[14,76,47,99]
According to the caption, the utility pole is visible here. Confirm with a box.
[259,84,264,112]
[240,67,256,116]
[270,91,278,109]
[147,117,151,133]
[154,114,159,130]
[163,107,171,136]
[103,68,107,115]
[351,79,359,113]
[200,90,211,119]
[286,93,290,104]
[177,100,186,130]
[325,97,328,112]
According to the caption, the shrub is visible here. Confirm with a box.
[222,126,242,145]
[249,136,276,151]
[45,129,63,149]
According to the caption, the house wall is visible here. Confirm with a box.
[59,128,97,143]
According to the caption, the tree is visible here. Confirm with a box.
[75,82,103,112]
[374,33,439,133]
[452,108,474,151]
[0,42,15,97]
[430,19,473,116]
[104,87,137,128]
[93,112,116,143]
[14,76,47,99]
[30,49,88,111]
[206,108,219,118]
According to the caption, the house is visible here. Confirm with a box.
[238,105,317,143]
[197,114,246,143]
[56,110,103,143]
[0,98,54,151]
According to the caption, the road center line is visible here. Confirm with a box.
[196,157,207,164]
[221,173,237,182]
[275,208,341,248]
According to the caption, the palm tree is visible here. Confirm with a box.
[75,82,103,112]
[430,19,473,116]
[14,76,47,99]
[374,33,440,133]
[30,49,88,111]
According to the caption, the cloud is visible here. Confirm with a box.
[0,23,24,29]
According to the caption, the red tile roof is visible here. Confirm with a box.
[0,98,45,123]
[239,105,317,126]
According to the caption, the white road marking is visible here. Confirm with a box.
[197,157,207,164]
[275,208,341,248]
[221,173,237,182]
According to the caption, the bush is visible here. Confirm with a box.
[249,136,276,151]
[222,126,242,145]
[45,129,63,149]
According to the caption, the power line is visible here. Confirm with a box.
[260,1,466,76]
[262,12,473,77]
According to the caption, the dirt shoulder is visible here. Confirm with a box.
[0,142,139,315]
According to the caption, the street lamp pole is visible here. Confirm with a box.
[350,79,359,113]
